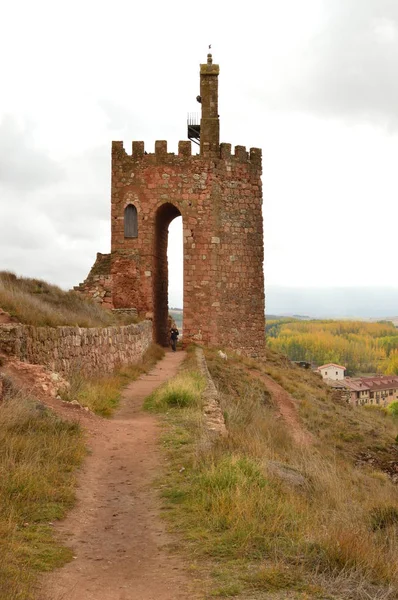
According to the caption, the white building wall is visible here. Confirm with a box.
[319,366,345,380]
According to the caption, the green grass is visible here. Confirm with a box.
[0,390,85,600]
[62,344,165,416]
[144,369,205,412]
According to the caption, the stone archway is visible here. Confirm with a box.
[153,202,182,346]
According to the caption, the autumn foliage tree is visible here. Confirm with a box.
[266,319,398,375]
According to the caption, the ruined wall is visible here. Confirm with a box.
[74,252,113,309]
[0,321,152,375]
[111,140,265,356]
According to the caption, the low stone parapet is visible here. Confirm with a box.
[196,347,227,439]
[0,321,152,375]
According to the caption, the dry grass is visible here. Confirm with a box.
[0,271,137,327]
[0,385,85,600]
[63,344,165,416]
[0,342,164,597]
[151,346,398,599]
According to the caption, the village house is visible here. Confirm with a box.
[317,363,346,381]
[343,376,398,407]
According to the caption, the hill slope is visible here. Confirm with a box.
[0,272,136,328]
[151,346,398,599]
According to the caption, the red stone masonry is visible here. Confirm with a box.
[79,55,265,356]
[111,139,264,355]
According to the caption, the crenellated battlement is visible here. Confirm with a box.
[111,140,262,167]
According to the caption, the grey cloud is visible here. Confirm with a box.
[0,116,64,190]
[276,0,398,126]
[37,193,109,239]
[0,137,111,287]
[0,195,57,250]
[0,220,51,251]
[37,149,110,239]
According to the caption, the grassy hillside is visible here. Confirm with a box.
[149,346,398,599]
[0,271,136,328]
[267,317,398,374]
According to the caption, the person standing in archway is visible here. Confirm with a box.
[170,326,179,352]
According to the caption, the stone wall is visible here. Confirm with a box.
[0,321,152,375]
[74,252,113,309]
[196,347,227,440]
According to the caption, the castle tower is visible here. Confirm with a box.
[108,55,265,356]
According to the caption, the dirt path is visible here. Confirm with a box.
[249,369,312,447]
[41,350,199,600]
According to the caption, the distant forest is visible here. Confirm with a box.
[266,318,398,375]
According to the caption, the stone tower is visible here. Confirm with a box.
[78,54,265,356]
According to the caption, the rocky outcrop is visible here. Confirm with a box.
[0,356,70,400]
[267,460,312,491]
[196,347,227,439]
[0,321,152,375]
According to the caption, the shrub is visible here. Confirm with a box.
[387,402,398,416]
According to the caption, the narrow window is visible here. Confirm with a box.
[124,204,138,238]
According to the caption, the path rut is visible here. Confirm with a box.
[249,369,313,447]
[41,350,199,600]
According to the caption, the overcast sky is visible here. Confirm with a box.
[1,0,397,311]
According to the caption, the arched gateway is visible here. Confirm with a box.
[76,55,265,356]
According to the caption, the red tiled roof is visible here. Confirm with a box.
[344,375,398,393]
[344,379,370,392]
